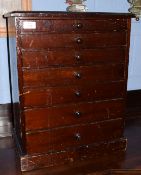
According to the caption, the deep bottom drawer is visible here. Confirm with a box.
[24,99,125,131]
[20,138,127,171]
[26,118,124,154]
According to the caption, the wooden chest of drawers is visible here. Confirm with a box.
[4,11,132,171]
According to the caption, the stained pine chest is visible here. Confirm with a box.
[4,11,132,171]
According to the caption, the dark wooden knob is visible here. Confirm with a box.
[76,38,82,44]
[76,23,83,29]
[75,91,81,97]
[74,72,81,79]
[74,111,81,117]
[75,55,81,61]
[75,133,81,140]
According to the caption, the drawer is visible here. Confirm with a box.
[24,99,125,131]
[19,19,127,33]
[20,32,126,49]
[26,118,124,154]
[21,81,125,108]
[22,138,126,169]
[23,64,124,88]
[22,47,125,69]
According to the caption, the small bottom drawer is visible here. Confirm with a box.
[20,138,127,171]
[26,118,124,154]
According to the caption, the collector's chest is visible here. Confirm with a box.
[4,11,132,171]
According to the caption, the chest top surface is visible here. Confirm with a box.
[3,11,134,19]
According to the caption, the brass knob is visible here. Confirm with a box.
[74,72,81,79]
[75,133,81,140]
[75,55,81,61]
[75,91,81,97]
[74,111,81,117]
[76,38,82,44]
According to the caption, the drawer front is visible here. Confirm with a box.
[23,64,124,88]
[20,32,126,49]
[26,118,124,154]
[22,47,125,68]
[19,19,127,33]
[22,138,127,170]
[21,82,125,108]
[24,99,124,131]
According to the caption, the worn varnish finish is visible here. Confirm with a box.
[1,117,141,175]
[26,119,124,154]
[22,47,125,68]
[22,82,125,108]
[21,32,126,48]
[4,11,132,171]
[19,18,127,33]
[23,64,125,87]
[24,99,124,131]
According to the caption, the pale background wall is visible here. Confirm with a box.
[0,0,141,104]
[0,38,10,103]
[32,0,95,12]
[91,0,141,91]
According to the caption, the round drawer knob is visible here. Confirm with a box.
[75,133,81,140]
[74,72,81,79]
[76,38,82,44]
[75,91,81,97]
[75,55,81,61]
[74,111,81,117]
[76,23,83,29]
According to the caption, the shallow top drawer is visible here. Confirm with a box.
[19,19,127,33]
